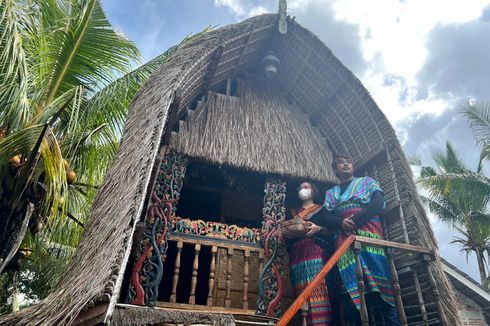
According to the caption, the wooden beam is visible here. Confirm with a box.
[354,241,369,325]
[278,0,287,34]
[201,45,225,93]
[155,301,256,315]
[355,236,433,255]
[168,233,262,251]
[161,89,183,146]
[73,303,108,326]
[354,145,387,174]
[231,25,257,78]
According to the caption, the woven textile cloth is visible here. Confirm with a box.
[324,177,395,309]
[289,205,333,325]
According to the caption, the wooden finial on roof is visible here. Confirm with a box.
[278,0,287,34]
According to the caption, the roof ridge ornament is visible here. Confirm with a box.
[278,0,287,34]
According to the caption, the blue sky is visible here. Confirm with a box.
[102,0,490,282]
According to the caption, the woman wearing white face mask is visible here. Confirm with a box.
[285,182,335,326]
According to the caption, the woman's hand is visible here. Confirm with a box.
[341,217,357,232]
[305,222,322,237]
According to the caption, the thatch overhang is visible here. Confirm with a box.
[111,305,235,326]
[0,13,461,325]
[171,77,338,183]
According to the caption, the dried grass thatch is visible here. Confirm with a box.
[0,13,461,325]
[111,305,235,326]
[171,77,337,183]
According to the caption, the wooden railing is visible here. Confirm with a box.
[158,233,264,313]
[276,235,435,326]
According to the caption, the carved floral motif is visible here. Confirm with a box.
[127,148,187,306]
[256,179,287,317]
[171,216,261,243]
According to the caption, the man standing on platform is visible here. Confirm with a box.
[306,153,400,325]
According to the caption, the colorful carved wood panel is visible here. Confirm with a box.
[256,179,287,317]
[127,148,187,306]
[171,216,261,243]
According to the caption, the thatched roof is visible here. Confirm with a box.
[171,77,337,182]
[0,13,461,325]
[111,305,235,326]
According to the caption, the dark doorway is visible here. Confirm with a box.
[176,161,265,228]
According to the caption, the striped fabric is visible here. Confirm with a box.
[324,177,395,310]
[289,237,333,325]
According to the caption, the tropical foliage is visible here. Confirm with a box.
[0,0,204,311]
[418,103,490,286]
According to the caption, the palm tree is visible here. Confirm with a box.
[0,0,205,287]
[418,142,490,285]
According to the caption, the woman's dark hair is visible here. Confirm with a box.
[297,181,322,205]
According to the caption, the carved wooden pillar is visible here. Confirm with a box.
[256,179,287,317]
[126,147,187,306]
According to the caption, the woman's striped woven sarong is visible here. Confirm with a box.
[289,237,333,325]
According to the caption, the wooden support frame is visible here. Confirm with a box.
[74,303,109,326]
[277,234,435,326]
[355,236,432,255]
[424,254,448,326]
[354,241,369,326]
[387,248,408,326]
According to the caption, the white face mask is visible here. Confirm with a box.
[298,188,312,200]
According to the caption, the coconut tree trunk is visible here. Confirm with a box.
[475,249,488,285]
[0,200,31,275]
[11,272,19,312]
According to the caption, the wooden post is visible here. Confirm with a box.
[126,145,187,306]
[189,243,201,304]
[412,271,429,325]
[369,305,377,325]
[242,250,250,310]
[354,241,369,326]
[225,248,234,308]
[411,270,429,325]
[256,179,287,317]
[170,241,183,303]
[425,255,448,326]
[207,245,218,306]
[300,303,308,326]
[387,248,408,326]
[258,250,264,275]
[226,78,232,96]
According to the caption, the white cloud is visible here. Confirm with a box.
[361,69,451,131]
[332,0,490,84]
[213,0,275,18]
[214,0,246,16]
[248,5,269,16]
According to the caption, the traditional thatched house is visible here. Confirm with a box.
[1,11,462,326]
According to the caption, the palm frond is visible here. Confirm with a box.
[462,101,490,150]
[433,142,467,173]
[37,0,141,104]
[84,29,211,139]
[420,172,490,208]
[0,0,31,131]
[419,194,462,226]
[0,125,46,178]
[478,145,490,173]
